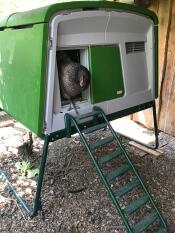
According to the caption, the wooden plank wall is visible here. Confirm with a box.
[132,0,175,136]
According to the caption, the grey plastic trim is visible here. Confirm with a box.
[45,9,155,134]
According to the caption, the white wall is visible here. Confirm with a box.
[0,0,62,17]
[0,1,135,17]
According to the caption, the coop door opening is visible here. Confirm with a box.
[53,49,89,113]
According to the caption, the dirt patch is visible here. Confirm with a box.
[0,112,175,233]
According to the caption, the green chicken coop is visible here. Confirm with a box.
[0,2,169,232]
[0,1,158,137]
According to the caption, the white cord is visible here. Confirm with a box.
[105,12,111,41]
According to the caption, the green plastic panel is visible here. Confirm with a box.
[3,2,158,28]
[0,1,158,99]
[0,24,48,136]
[89,45,124,104]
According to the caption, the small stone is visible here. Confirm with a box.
[50,178,54,185]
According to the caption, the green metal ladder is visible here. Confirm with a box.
[64,106,168,233]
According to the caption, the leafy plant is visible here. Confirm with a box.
[15,161,39,178]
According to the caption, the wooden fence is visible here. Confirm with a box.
[132,0,175,136]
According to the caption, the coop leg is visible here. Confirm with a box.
[65,114,72,138]
[152,101,159,149]
[31,134,50,217]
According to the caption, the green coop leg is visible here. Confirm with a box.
[152,101,159,148]
[64,115,72,138]
[31,134,50,216]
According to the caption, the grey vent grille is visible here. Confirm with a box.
[125,42,145,54]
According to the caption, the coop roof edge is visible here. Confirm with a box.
[0,1,158,29]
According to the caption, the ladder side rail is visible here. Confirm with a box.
[64,113,134,233]
[93,106,168,231]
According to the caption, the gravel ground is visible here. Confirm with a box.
[0,112,175,233]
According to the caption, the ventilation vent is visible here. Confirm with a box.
[125,42,145,54]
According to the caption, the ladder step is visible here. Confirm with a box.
[115,179,140,197]
[65,109,167,233]
[133,211,158,233]
[83,122,107,134]
[156,228,167,233]
[90,136,114,150]
[124,195,149,215]
[76,111,100,120]
[106,164,130,182]
[98,149,122,164]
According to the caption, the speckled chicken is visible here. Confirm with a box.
[58,51,90,113]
